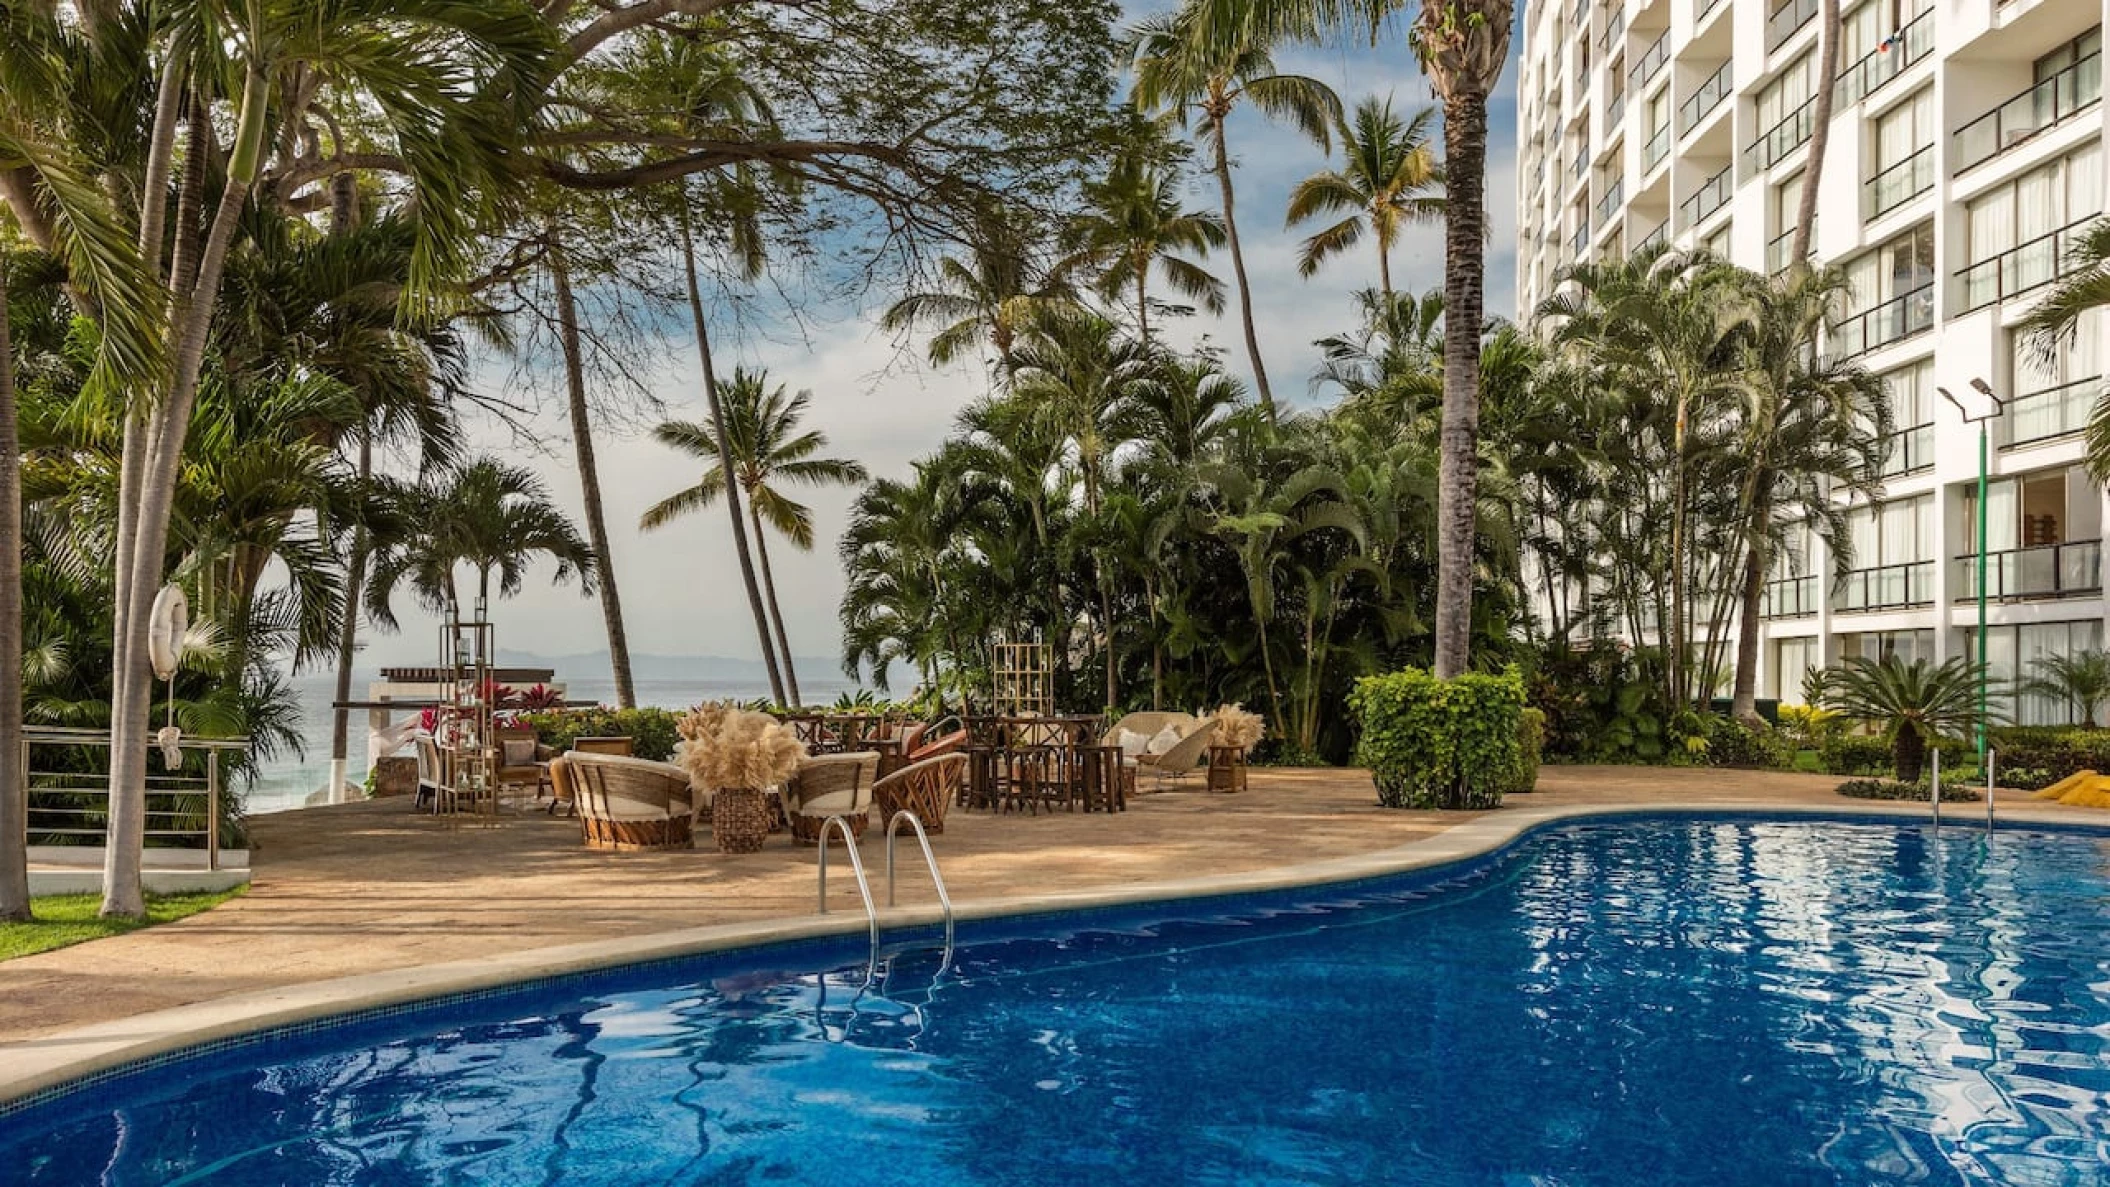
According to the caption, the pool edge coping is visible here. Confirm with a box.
[0,797,2096,1106]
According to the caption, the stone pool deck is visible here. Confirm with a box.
[1,764,2100,1101]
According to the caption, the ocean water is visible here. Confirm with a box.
[7,818,2109,1185]
[247,670,863,815]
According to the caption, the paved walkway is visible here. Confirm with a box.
[0,764,2088,1049]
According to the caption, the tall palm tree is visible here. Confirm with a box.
[642,370,868,707]
[365,459,596,628]
[1825,655,1992,782]
[1057,149,1226,349]
[1788,0,1843,266]
[881,213,1067,374]
[1284,95,1444,296]
[1129,2,1341,415]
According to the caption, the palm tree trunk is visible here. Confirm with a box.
[748,505,803,706]
[1100,580,1117,712]
[1211,118,1274,417]
[1731,493,1772,723]
[0,252,30,920]
[1789,0,1842,267]
[677,207,787,707]
[1135,259,1151,348]
[1431,87,1490,680]
[548,236,636,709]
[330,431,372,776]
[1377,220,1394,298]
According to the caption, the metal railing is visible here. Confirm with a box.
[2001,376,2102,448]
[1747,99,1815,173]
[1767,227,1803,274]
[1600,7,1626,55]
[1864,144,1933,220]
[1680,162,1734,227]
[23,726,249,870]
[1762,575,1820,618]
[1874,422,1935,478]
[1642,125,1669,172]
[1637,220,1670,253]
[1596,178,1626,229]
[1697,0,1727,24]
[1833,559,1936,611]
[1680,61,1734,134]
[1956,215,2098,314]
[1953,52,2102,173]
[885,810,954,971]
[1573,147,1589,181]
[1838,10,1933,108]
[1954,539,2103,601]
[1834,283,1933,355]
[1766,0,1819,52]
[1631,31,1670,91]
[1572,221,1591,257]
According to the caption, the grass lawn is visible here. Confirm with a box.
[1793,749,1824,773]
[0,888,245,962]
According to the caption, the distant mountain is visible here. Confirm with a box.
[497,649,847,683]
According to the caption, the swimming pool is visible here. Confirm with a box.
[4,816,2108,1185]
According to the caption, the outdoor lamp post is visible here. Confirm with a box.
[1939,379,2006,764]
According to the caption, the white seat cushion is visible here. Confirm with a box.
[1146,725,1183,755]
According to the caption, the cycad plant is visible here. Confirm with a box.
[1824,655,1993,782]
[2018,649,2110,727]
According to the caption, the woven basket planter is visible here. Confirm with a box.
[713,787,774,854]
[1206,746,1249,794]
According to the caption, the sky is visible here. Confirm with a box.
[354,6,1524,679]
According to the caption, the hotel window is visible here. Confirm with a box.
[1837,495,1933,610]
[1772,636,1820,702]
[1643,89,1671,170]
[2008,333,2102,447]
[1866,88,1932,217]
[1769,173,1806,272]
[1702,223,1731,259]
[1838,629,1935,667]
[1962,466,2101,552]
[1965,620,2107,726]
[1838,0,1934,105]
[1875,359,1933,476]
[1838,223,1933,351]
[1961,145,2103,310]
[1753,55,1814,157]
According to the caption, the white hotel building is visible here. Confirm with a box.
[1516,0,2109,718]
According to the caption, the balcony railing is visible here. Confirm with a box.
[1642,125,1669,172]
[1680,162,1734,227]
[1954,539,2103,601]
[1834,560,1935,612]
[1834,284,1933,355]
[1956,216,2098,314]
[1766,0,1819,52]
[1596,179,1626,229]
[1838,10,1933,108]
[2001,376,2102,448]
[1630,31,1670,91]
[1638,219,1670,252]
[1874,422,1935,478]
[1573,148,1589,181]
[1600,7,1626,55]
[1746,99,1815,173]
[1697,0,1728,24]
[1572,222,1591,257]
[1953,52,2102,173]
[1574,0,1591,31]
[1767,228,1797,274]
[1863,145,1933,220]
[1680,62,1734,135]
[1762,576,1820,619]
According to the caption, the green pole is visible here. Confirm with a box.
[1976,421,1989,764]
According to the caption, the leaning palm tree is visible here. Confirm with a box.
[1824,655,1992,782]
[1057,149,1226,348]
[642,370,869,706]
[1284,95,1443,296]
[365,459,596,629]
[2019,650,2110,727]
[1128,2,1340,414]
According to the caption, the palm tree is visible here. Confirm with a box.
[881,213,1067,373]
[642,370,868,707]
[1129,2,1340,414]
[1724,267,1891,722]
[2012,220,2110,481]
[1284,95,1444,296]
[2019,650,2110,727]
[1057,149,1226,348]
[366,459,596,628]
[1824,655,1992,782]
[1788,0,1844,266]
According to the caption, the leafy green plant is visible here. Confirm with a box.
[1349,666,1529,809]
[1702,715,1792,769]
[1515,708,1545,792]
[519,707,683,762]
[2017,650,2110,726]
[1835,778,1979,803]
[1996,767,2057,791]
[1822,656,1993,782]
[1982,726,2110,779]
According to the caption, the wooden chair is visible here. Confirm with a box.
[781,751,881,844]
[872,754,967,834]
[413,735,451,812]
[546,736,634,816]
[555,751,700,851]
[489,725,550,808]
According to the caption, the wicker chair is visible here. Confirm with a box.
[1102,711,1200,749]
[872,753,967,834]
[555,751,700,851]
[781,751,880,844]
[489,725,550,807]
[1135,718,1218,789]
[545,736,635,816]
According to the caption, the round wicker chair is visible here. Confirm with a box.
[872,753,967,834]
[781,751,880,844]
[555,751,700,851]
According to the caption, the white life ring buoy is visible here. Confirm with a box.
[149,585,189,682]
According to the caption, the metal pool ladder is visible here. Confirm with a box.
[816,810,955,977]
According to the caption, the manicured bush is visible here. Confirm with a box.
[1702,715,1793,770]
[1513,708,1545,793]
[1349,667,1529,809]
[1983,726,2110,779]
[1820,731,1965,777]
[1835,777,1980,803]
[1997,767,2057,791]
[519,706,682,762]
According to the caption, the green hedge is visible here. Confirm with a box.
[1703,716,1793,770]
[1516,708,1545,793]
[519,707,682,762]
[1983,726,2110,778]
[1836,778,1980,803]
[1820,731,1966,777]
[1349,667,1530,809]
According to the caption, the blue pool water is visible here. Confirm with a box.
[5,817,2110,1185]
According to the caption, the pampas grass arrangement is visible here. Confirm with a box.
[1211,703,1265,753]
[678,702,804,791]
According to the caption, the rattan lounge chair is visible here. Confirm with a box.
[781,751,881,844]
[554,751,701,851]
[872,753,967,834]
[1135,718,1218,789]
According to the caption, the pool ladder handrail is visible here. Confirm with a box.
[816,815,880,970]
[886,809,955,975]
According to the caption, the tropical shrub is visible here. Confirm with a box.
[1514,708,1545,793]
[1983,726,2110,779]
[1835,778,1980,803]
[1702,715,1792,769]
[2017,650,2110,726]
[1775,702,1841,750]
[519,707,683,762]
[1349,667,1529,809]
[1526,643,1670,763]
[1822,655,1991,782]
[1819,734,1894,777]
[1997,767,2057,792]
